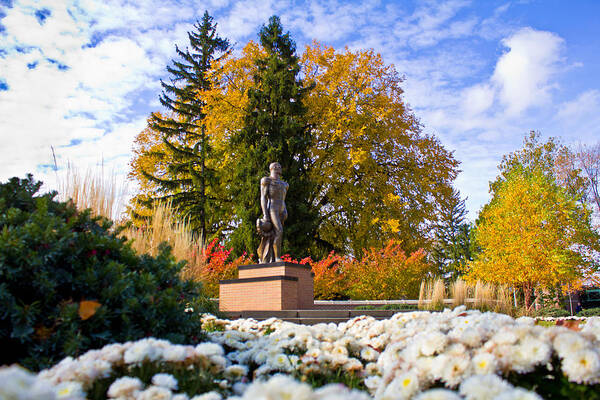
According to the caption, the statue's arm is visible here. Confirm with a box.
[260,177,270,220]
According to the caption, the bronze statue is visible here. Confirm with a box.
[256,162,288,263]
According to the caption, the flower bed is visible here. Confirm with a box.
[2,307,600,399]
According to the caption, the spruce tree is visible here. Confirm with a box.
[139,12,229,240]
[431,188,472,278]
[228,16,318,258]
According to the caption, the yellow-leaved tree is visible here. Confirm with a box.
[467,166,599,309]
[202,41,459,256]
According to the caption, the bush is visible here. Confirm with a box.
[534,306,571,318]
[578,307,600,317]
[345,241,432,300]
[0,175,214,370]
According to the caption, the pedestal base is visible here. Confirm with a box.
[219,262,314,311]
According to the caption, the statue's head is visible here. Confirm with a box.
[269,162,282,176]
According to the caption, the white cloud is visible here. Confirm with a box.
[492,27,564,116]
[462,83,495,115]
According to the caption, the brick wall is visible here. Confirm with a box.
[219,262,314,311]
[219,276,298,311]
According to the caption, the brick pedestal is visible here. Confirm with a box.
[219,262,314,311]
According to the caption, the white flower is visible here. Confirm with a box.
[0,365,56,400]
[152,373,178,390]
[224,364,248,381]
[378,371,420,400]
[163,345,189,362]
[471,353,497,375]
[413,388,462,400]
[440,354,470,387]
[553,332,589,359]
[361,347,380,362]
[138,385,173,400]
[459,374,512,400]
[561,349,600,384]
[493,387,543,400]
[240,375,312,400]
[55,381,85,399]
[124,340,163,364]
[420,331,448,356]
[268,353,294,372]
[190,391,222,400]
[364,375,382,392]
[195,342,225,357]
[107,376,143,398]
[314,383,372,400]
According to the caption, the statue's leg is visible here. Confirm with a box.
[270,209,284,262]
[257,237,266,264]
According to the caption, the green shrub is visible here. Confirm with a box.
[0,175,214,370]
[578,307,600,317]
[534,306,571,318]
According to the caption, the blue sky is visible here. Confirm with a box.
[1,0,599,220]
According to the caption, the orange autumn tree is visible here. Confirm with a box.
[344,241,432,300]
[282,240,432,300]
[467,167,599,308]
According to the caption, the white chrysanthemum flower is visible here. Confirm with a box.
[163,344,189,362]
[268,353,294,372]
[0,365,55,400]
[379,371,420,400]
[514,337,551,372]
[152,373,178,390]
[581,317,600,341]
[365,362,380,375]
[138,385,173,400]
[471,353,497,375]
[492,329,519,345]
[553,332,589,359]
[413,388,462,400]
[195,342,225,357]
[440,354,470,387]
[107,376,143,398]
[561,349,600,384]
[123,340,162,364]
[364,375,382,392]
[55,381,85,399]
[242,375,312,400]
[459,374,512,400]
[361,346,380,361]
[190,391,222,400]
[224,364,249,381]
[493,387,543,400]
[172,394,189,400]
[344,358,363,372]
[314,383,372,400]
[420,331,448,356]
[306,347,322,358]
[210,355,228,372]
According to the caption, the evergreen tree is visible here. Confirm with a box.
[137,12,229,240]
[228,16,318,258]
[431,188,472,278]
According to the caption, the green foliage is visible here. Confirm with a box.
[227,15,320,259]
[88,360,227,400]
[507,359,600,400]
[431,188,472,278]
[130,12,230,240]
[0,175,211,370]
[355,304,418,311]
[534,306,571,318]
[578,307,600,317]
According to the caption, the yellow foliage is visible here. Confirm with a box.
[466,169,593,302]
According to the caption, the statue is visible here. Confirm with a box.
[256,162,288,263]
